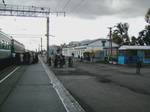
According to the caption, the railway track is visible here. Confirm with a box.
[0,65,18,81]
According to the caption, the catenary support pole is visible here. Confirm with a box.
[108,27,112,57]
[41,37,42,52]
[47,17,49,62]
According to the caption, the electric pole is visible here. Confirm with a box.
[41,37,42,52]
[46,17,49,62]
[108,27,113,59]
[38,44,40,52]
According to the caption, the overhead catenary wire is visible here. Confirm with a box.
[54,0,69,12]
[62,0,72,10]
[9,34,45,38]
[2,0,6,6]
[10,34,45,35]
[54,0,63,11]
[12,37,42,38]
[9,34,55,39]
[71,0,86,12]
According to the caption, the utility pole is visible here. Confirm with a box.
[108,27,113,58]
[41,37,42,52]
[38,44,40,52]
[47,17,49,62]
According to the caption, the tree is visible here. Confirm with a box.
[143,25,150,45]
[130,36,138,45]
[145,8,150,24]
[60,43,67,48]
[112,31,123,45]
[112,22,130,45]
[137,9,150,45]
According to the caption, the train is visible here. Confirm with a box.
[0,31,38,70]
[0,30,25,69]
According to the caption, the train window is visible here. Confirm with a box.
[4,41,8,49]
[6,42,8,49]
[3,41,7,49]
[0,41,1,48]
[7,42,9,49]
[8,43,11,50]
[5,42,7,49]
[2,40,4,49]
[4,41,6,49]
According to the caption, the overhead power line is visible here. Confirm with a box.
[2,0,6,6]
[71,0,85,12]
[9,34,55,38]
[12,37,41,38]
[62,0,72,10]
[10,34,44,35]
[9,34,45,37]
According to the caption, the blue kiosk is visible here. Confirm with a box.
[118,46,150,64]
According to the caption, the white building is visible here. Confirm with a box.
[62,38,118,61]
[49,45,61,56]
[62,47,74,57]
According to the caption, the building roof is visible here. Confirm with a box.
[119,45,150,50]
[87,38,108,45]
[80,39,92,46]
[63,38,113,48]
[79,38,109,46]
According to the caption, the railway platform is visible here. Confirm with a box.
[0,58,67,112]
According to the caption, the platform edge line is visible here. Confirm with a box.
[39,57,86,112]
[0,66,20,84]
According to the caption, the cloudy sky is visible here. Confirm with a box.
[0,0,149,50]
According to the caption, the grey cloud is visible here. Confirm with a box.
[3,0,150,19]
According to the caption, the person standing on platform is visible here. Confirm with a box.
[20,53,24,64]
[136,56,142,74]
[12,52,16,65]
[48,57,51,66]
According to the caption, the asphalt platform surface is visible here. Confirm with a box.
[0,62,66,112]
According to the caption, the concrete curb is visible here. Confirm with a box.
[39,57,86,112]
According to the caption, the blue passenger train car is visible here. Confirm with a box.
[0,31,25,69]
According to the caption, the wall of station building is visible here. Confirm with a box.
[62,39,118,59]
[62,47,86,57]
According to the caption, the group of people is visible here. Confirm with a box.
[48,54,65,68]
[12,52,38,65]
[48,54,73,68]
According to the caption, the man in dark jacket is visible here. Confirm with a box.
[136,57,142,74]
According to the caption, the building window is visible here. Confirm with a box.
[145,50,150,59]
[2,40,5,48]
